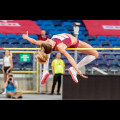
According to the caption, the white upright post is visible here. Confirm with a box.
[73,22,80,63]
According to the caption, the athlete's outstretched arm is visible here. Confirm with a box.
[57,45,88,78]
[22,31,43,45]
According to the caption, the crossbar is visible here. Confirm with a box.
[1,48,120,51]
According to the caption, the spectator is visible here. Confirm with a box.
[2,50,13,83]
[3,74,23,99]
[50,52,65,95]
[38,30,49,41]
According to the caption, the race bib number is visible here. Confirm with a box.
[52,34,69,41]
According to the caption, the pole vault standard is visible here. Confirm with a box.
[1,48,120,51]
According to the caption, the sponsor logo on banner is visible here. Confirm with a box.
[0,20,21,27]
[102,25,120,30]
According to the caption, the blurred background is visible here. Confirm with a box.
[0,20,120,98]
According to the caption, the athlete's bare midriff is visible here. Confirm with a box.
[63,33,78,45]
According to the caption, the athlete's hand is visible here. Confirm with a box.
[22,31,28,39]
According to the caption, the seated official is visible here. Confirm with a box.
[3,74,23,99]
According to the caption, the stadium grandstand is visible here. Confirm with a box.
[0,20,120,100]
[0,20,120,75]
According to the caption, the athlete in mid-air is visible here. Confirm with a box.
[22,31,99,84]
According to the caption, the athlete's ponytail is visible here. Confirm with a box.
[36,47,48,64]
[36,43,52,64]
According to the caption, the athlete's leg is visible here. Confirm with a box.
[43,54,51,73]
[69,41,99,83]
[77,41,99,58]
[41,54,50,85]
[70,41,99,71]
[76,41,99,69]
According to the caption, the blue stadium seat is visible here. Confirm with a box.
[18,34,23,40]
[42,21,53,26]
[101,50,112,52]
[63,22,73,27]
[92,45,102,48]
[97,64,108,71]
[21,39,31,45]
[79,27,86,31]
[116,55,120,60]
[108,60,118,66]
[25,44,34,48]
[92,45,102,52]
[0,34,6,39]
[96,54,104,60]
[102,44,112,48]
[96,60,107,66]
[112,45,120,48]
[112,50,120,52]
[56,26,66,31]
[89,60,97,65]
[53,21,63,26]
[86,64,96,70]
[79,31,83,36]
[104,55,116,61]
[66,26,73,31]
[85,36,96,41]
[7,34,17,39]
[18,44,25,48]
[0,52,4,58]
[108,60,119,71]
[45,26,56,32]
[108,36,118,41]
[97,36,107,41]
[12,44,22,48]
[59,31,71,34]
[35,20,43,26]
[117,60,120,66]
[10,39,20,44]
[3,44,12,48]
[79,54,86,59]
[83,31,88,36]
[110,41,120,47]
[28,35,38,40]
[90,41,101,46]
[49,30,60,36]
[78,35,86,40]
[0,39,9,44]
[101,40,111,46]
[0,44,4,47]
[108,65,119,71]
[39,26,47,30]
